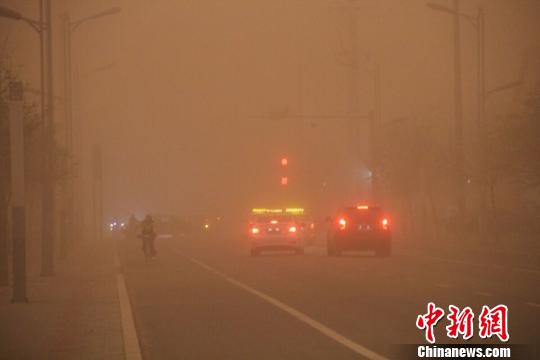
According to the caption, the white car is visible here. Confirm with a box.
[248,208,305,256]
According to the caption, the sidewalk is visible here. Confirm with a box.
[0,236,125,360]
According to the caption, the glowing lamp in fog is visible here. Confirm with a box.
[281,176,288,186]
[338,218,347,230]
[281,157,288,166]
[285,208,304,214]
[288,226,297,233]
[204,223,209,230]
[270,220,278,224]
[251,227,260,235]
[381,218,389,230]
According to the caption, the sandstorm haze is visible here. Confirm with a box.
[2,1,540,359]
[2,0,540,219]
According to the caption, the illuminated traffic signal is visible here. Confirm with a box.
[279,155,289,186]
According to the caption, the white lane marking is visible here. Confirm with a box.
[179,252,388,360]
[475,291,493,297]
[525,302,540,308]
[116,274,143,360]
[114,241,143,360]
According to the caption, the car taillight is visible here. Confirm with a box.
[338,218,347,230]
[381,218,389,230]
[251,227,260,235]
[288,226,297,233]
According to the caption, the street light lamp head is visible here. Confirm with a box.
[426,2,477,26]
[97,7,122,17]
[71,7,122,31]
[0,6,22,20]
[426,3,454,15]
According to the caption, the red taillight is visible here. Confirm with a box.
[338,218,347,230]
[251,227,260,235]
[381,218,389,230]
[288,225,297,233]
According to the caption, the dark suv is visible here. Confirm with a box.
[327,205,391,257]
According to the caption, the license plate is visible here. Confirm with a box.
[357,224,371,231]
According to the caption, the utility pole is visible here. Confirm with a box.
[92,144,103,242]
[0,1,50,279]
[0,79,8,287]
[344,1,364,200]
[344,1,380,203]
[9,81,27,303]
[41,0,55,276]
[476,6,486,239]
[453,0,465,219]
[60,13,73,258]
[477,7,485,136]
[61,7,120,249]
[371,63,382,203]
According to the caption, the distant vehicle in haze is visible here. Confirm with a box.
[248,208,306,256]
[326,205,391,257]
[109,218,125,233]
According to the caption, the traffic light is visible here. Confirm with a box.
[280,155,288,186]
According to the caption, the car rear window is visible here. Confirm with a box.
[255,216,292,223]
[343,207,382,223]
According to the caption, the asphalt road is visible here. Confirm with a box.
[118,231,540,359]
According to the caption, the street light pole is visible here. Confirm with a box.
[0,2,56,277]
[427,0,471,218]
[60,13,73,258]
[452,0,465,219]
[61,7,121,252]
[41,0,56,276]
